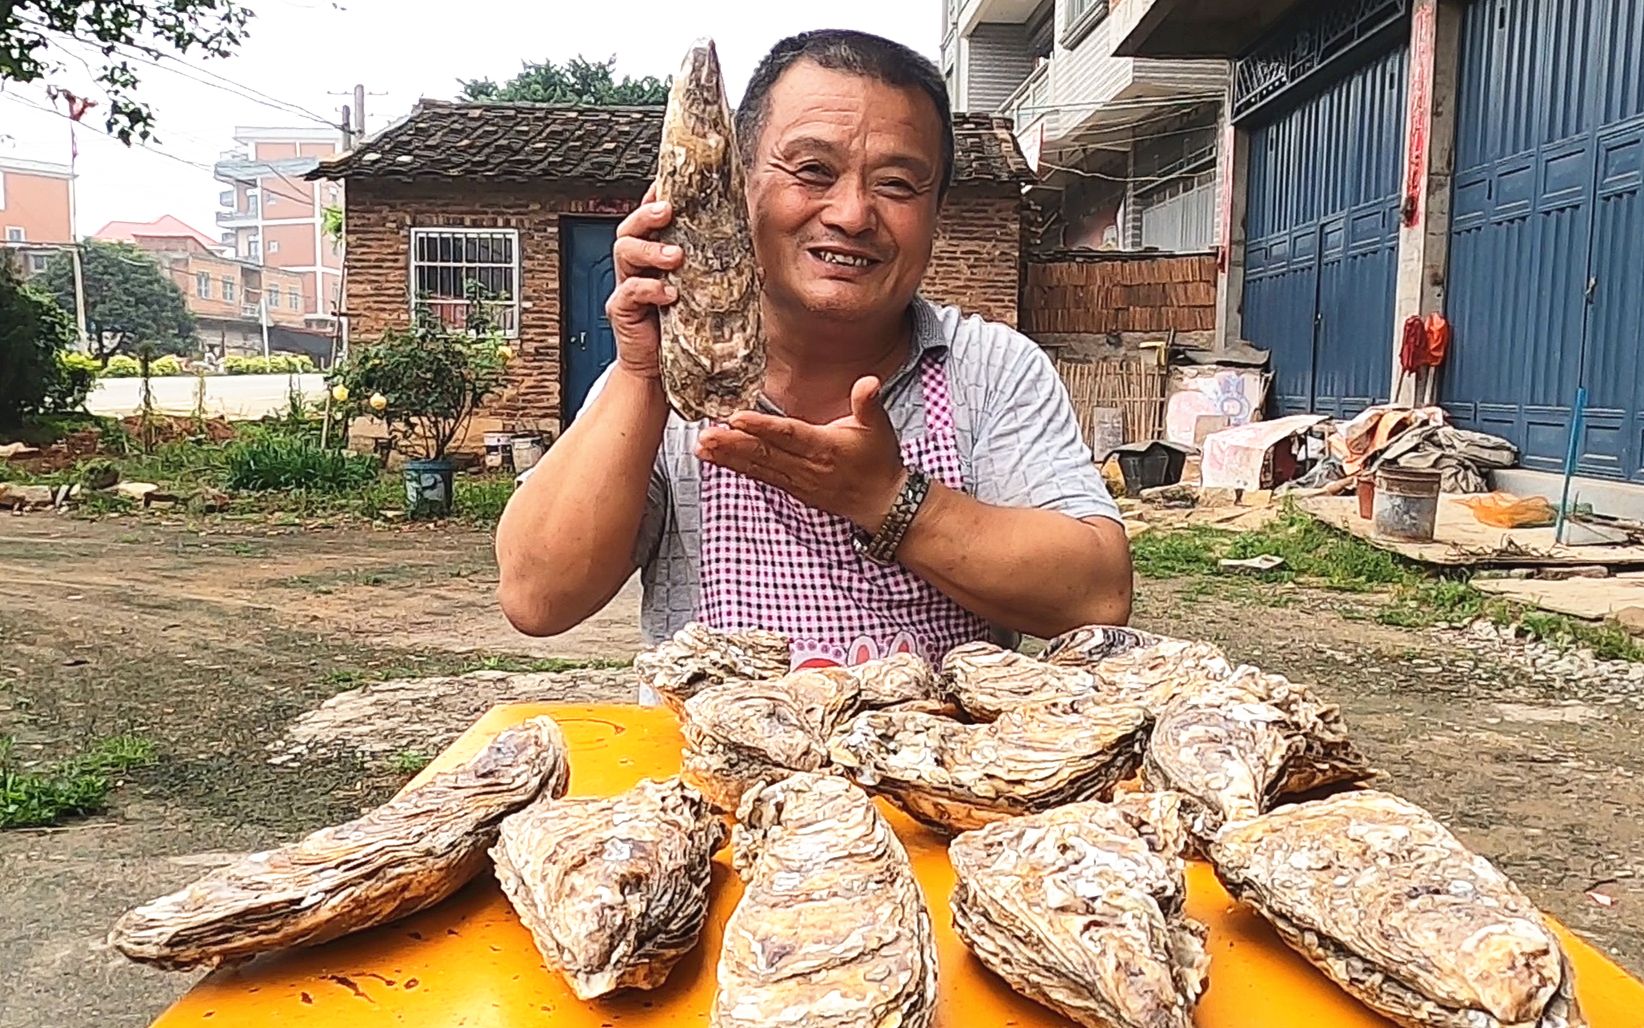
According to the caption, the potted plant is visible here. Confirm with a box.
[326,286,512,518]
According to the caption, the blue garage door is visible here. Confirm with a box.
[1444,0,1644,479]
[1242,44,1409,418]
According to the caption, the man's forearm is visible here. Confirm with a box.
[894,482,1133,637]
[495,369,669,635]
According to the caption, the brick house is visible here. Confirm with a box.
[309,101,1032,440]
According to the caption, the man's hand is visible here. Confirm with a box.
[606,184,683,382]
[696,376,907,533]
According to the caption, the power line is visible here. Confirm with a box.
[5,89,317,210]
[15,14,338,128]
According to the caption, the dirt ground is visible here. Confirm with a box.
[1,516,1640,1026]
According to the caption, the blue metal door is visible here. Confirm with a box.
[1444,0,1644,479]
[1242,44,1409,418]
[562,218,620,424]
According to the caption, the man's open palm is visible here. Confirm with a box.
[696,376,908,533]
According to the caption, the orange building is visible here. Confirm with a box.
[92,216,329,362]
[213,126,343,326]
[0,156,73,274]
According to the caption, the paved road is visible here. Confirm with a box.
[85,373,327,420]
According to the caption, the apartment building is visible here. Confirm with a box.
[0,156,73,275]
[93,216,326,361]
[213,126,344,325]
[940,0,1228,251]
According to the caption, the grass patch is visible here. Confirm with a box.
[385,749,432,775]
[223,434,380,493]
[455,476,516,522]
[0,734,158,829]
[1131,527,1230,578]
[1134,506,1414,590]
[1138,506,1644,662]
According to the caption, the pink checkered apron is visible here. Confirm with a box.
[698,351,992,670]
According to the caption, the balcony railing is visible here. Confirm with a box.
[1000,60,1053,133]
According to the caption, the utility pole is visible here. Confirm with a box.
[63,108,89,348]
[353,84,366,140]
[260,292,271,359]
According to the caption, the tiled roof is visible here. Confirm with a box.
[93,215,223,252]
[311,102,1035,187]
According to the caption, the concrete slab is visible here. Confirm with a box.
[1474,573,1644,622]
[1298,494,1644,567]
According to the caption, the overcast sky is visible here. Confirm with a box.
[0,0,939,238]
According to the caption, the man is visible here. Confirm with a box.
[497,29,1131,671]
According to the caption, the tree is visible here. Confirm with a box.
[2,1,252,143]
[0,257,82,428]
[460,55,669,105]
[37,241,195,363]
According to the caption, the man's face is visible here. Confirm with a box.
[745,61,945,327]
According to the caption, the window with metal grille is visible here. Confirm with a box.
[409,228,520,337]
[28,253,49,273]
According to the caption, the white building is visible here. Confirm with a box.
[940,0,1228,252]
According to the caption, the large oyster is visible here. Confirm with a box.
[678,681,830,812]
[1144,666,1373,838]
[489,776,726,999]
[1041,624,1166,666]
[949,794,1209,1028]
[777,666,863,737]
[1083,638,1235,713]
[108,717,569,970]
[850,652,948,713]
[1211,790,1583,1028]
[940,641,1100,721]
[829,695,1149,834]
[654,39,764,421]
[633,621,789,713]
[714,772,937,1028]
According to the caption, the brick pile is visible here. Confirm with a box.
[1022,252,1216,336]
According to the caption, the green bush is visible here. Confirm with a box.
[222,433,380,492]
[1,262,81,427]
[327,289,511,460]
[223,354,315,376]
[98,353,189,377]
[53,351,100,410]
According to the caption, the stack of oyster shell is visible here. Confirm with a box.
[106,619,1588,1028]
[663,618,1587,1028]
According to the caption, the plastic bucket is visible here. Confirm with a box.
[511,435,545,473]
[403,458,455,519]
[1117,447,1186,494]
[1371,466,1441,542]
[483,431,515,472]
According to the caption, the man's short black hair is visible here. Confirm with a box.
[735,29,955,198]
